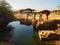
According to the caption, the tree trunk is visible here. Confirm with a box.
[47,15,48,20]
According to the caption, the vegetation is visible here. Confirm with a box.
[0,25,13,42]
[37,21,58,30]
[40,10,51,20]
[0,0,15,26]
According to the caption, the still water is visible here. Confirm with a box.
[6,21,60,45]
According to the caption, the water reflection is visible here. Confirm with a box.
[19,19,60,45]
[20,19,32,25]
[0,25,14,45]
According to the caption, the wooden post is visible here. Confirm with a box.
[39,13,42,22]
[26,12,29,21]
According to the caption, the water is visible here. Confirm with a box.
[8,21,38,45]
[0,21,60,45]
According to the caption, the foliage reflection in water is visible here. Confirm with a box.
[0,25,14,45]
[7,20,60,45]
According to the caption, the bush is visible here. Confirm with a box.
[0,0,15,26]
[37,21,58,30]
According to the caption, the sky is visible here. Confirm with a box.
[6,0,60,11]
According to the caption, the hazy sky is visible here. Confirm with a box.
[6,0,60,11]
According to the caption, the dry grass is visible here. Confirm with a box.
[48,13,60,20]
[0,42,16,45]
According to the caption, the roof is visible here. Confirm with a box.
[33,10,40,12]
[24,8,35,11]
[20,8,35,11]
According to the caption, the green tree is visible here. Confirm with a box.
[0,0,15,26]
